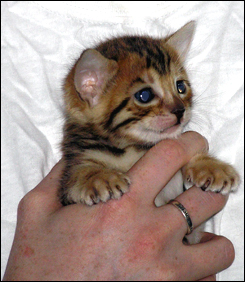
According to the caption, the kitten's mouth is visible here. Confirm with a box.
[131,113,189,143]
[150,123,181,134]
[148,115,183,134]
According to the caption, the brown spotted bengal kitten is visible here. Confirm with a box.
[59,22,239,235]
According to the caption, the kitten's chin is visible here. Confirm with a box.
[128,124,183,145]
[148,125,183,142]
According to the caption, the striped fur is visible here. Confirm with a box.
[57,22,241,247]
[59,23,194,205]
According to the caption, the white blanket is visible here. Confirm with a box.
[1,1,244,280]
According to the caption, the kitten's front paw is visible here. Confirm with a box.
[82,170,130,205]
[66,169,131,206]
[183,154,240,194]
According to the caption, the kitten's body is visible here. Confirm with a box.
[59,22,239,237]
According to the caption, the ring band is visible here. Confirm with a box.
[168,200,193,235]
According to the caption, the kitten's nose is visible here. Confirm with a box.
[171,107,185,123]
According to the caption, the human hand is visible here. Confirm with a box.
[3,132,234,281]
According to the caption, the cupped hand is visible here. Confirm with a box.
[3,132,234,281]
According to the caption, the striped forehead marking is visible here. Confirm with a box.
[97,36,172,76]
[141,69,165,99]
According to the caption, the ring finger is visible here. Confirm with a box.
[160,185,228,239]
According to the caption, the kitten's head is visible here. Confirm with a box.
[65,21,196,147]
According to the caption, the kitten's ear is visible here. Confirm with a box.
[74,49,118,107]
[166,21,196,61]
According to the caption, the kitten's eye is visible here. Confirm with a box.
[134,88,155,103]
[176,80,186,94]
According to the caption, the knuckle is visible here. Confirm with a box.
[159,139,186,164]
[17,190,43,218]
[17,193,32,214]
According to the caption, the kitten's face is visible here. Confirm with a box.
[99,51,192,145]
[65,22,195,147]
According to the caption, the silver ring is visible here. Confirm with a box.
[168,200,193,235]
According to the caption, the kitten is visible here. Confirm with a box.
[59,22,239,221]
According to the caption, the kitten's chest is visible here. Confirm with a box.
[83,146,146,172]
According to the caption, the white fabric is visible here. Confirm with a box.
[1,1,244,280]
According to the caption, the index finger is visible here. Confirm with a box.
[127,131,208,204]
[18,160,64,219]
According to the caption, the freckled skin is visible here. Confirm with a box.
[3,133,235,281]
[23,246,35,257]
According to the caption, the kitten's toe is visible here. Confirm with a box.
[88,187,101,205]
[204,165,240,194]
[108,173,131,199]
[80,188,100,206]
[220,177,238,194]
[81,171,131,205]
[184,158,240,195]
[102,173,130,201]
[200,178,212,191]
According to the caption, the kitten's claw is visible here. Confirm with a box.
[200,178,211,191]
[80,170,131,205]
[183,154,240,195]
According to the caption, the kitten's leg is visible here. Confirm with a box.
[60,164,130,205]
[182,153,240,194]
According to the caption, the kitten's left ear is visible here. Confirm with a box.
[166,21,196,61]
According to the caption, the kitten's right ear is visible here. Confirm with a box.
[74,49,118,107]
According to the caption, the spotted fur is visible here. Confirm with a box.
[59,22,239,207]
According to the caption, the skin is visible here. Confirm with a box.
[3,131,234,281]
